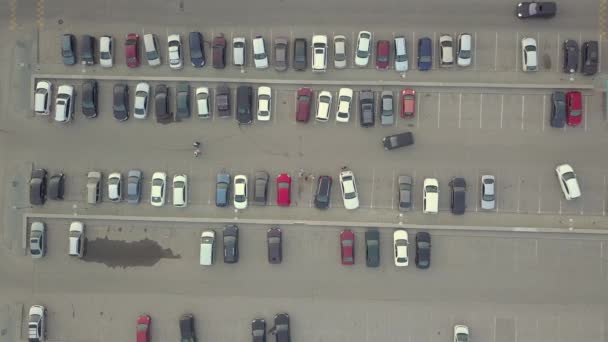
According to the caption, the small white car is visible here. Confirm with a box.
[68,221,84,258]
[335,88,353,123]
[233,37,246,67]
[521,37,538,72]
[423,178,439,214]
[312,35,328,72]
[55,84,74,122]
[454,325,469,342]
[168,34,183,70]
[555,164,581,200]
[233,175,248,209]
[107,172,122,202]
[339,170,359,210]
[28,305,46,342]
[151,172,167,207]
[195,87,211,118]
[439,34,454,66]
[316,91,333,122]
[172,174,188,207]
[99,35,113,68]
[393,36,408,72]
[480,175,496,210]
[393,229,409,267]
[30,221,46,258]
[252,36,269,69]
[133,82,150,119]
[333,35,347,69]
[34,81,52,115]
[355,31,372,67]
[256,86,272,121]
[457,33,472,67]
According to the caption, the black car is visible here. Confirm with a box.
[415,232,431,269]
[563,39,578,74]
[516,1,556,18]
[155,84,172,124]
[236,85,253,124]
[293,38,307,71]
[61,34,76,65]
[223,225,239,263]
[382,132,414,150]
[582,40,598,76]
[176,83,190,119]
[267,227,282,264]
[81,80,98,118]
[179,313,196,342]
[450,177,466,215]
[252,318,266,342]
[48,173,65,200]
[359,90,375,127]
[112,84,129,121]
[314,175,332,209]
[551,91,566,128]
[253,171,269,206]
[80,35,95,65]
[273,313,290,342]
[216,85,231,118]
[30,168,47,205]
[189,32,205,68]
[365,229,380,267]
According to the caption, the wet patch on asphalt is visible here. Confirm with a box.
[83,237,180,268]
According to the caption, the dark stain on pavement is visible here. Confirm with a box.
[83,237,180,268]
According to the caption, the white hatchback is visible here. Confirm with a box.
[107,172,122,202]
[167,34,183,70]
[340,170,359,210]
[256,86,272,121]
[312,35,328,72]
[252,36,269,69]
[335,88,353,123]
[393,229,409,267]
[316,91,333,122]
[555,164,581,200]
[133,82,150,119]
[233,175,248,209]
[172,174,188,207]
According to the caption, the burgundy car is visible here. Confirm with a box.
[212,35,227,69]
[376,40,390,70]
[125,33,140,68]
[565,91,582,126]
[136,314,151,342]
[340,229,355,265]
[296,87,313,122]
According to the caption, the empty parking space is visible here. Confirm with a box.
[522,94,544,133]
[496,32,517,72]
[438,92,460,129]
[501,94,524,131]
[418,91,439,129]
[496,169,518,213]
[474,31,495,72]
[460,93,482,129]
[479,93,502,129]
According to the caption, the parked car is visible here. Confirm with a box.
[107,172,122,202]
[516,1,556,18]
[551,91,566,128]
[401,88,416,118]
[133,82,150,119]
[257,86,272,121]
[314,175,332,209]
[112,84,129,121]
[393,229,409,267]
[252,318,266,342]
[179,313,196,342]
[236,85,253,124]
[423,178,439,214]
[199,230,215,266]
[581,41,599,75]
[61,33,76,65]
[376,40,390,69]
[80,34,95,65]
[195,87,211,118]
[34,81,52,115]
[68,221,85,257]
[454,325,470,342]
[398,175,413,211]
[333,35,347,69]
[215,170,230,207]
[216,85,231,118]
[359,90,375,127]
[55,84,74,123]
[125,33,140,68]
[480,175,496,210]
[143,33,161,66]
[267,227,282,264]
[339,170,359,210]
[172,174,188,208]
[30,222,46,258]
[154,84,171,124]
[276,173,291,206]
[365,229,380,267]
[48,173,65,200]
[168,34,184,69]
[213,35,227,69]
[150,172,167,207]
[450,177,466,215]
[394,36,408,72]
[223,225,239,263]
[563,39,579,73]
[176,83,190,119]
[28,305,46,342]
[127,169,142,204]
[566,90,583,126]
[316,90,332,122]
[30,168,47,205]
[233,175,248,209]
[189,31,205,67]
[86,171,101,204]
[355,31,372,67]
[555,164,581,200]
[253,171,269,206]
[296,87,313,122]
[81,80,98,118]
[274,37,289,71]
[136,314,151,342]
[293,38,307,70]
[521,37,538,71]
[418,37,433,70]
[273,313,290,342]
[457,33,472,67]
[311,34,328,72]
[439,34,454,66]
[415,232,431,269]
[233,37,246,67]
[380,91,394,125]
[340,229,355,265]
[253,36,269,69]
[335,88,353,123]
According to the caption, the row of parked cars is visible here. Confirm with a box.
[550,90,583,127]
[520,37,598,74]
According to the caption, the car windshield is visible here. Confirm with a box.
[174,181,185,189]
[100,51,111,59]
[570,109,582,116]
[109,177,120,185]
[269,237,280,244]
[378,55,388,62]
[253,330,264,337]
[320,95,330,103]
[342,239,353,247]
[367,240,378,246]
[299,95,310,102]
[562,171,576,180]
[278,182,289,189]
[153,179,163,186]
[456,333,469,342]
[235,194,245,202]
[417,241,430,248]
[396,54,407,62]
[217,182,228,190]
[426,185,438,193]
[357,49,369,58]
[191,47,202,58]
[459,50,471,59]
[255,52,266,59]
[137,323,148,331]
[147,50,159,60]
[335,52,346,61]
[345,191,356,199]
[483,193,495,201]
[397,257,407,263]
[420,56,432,63]
[529,3,538,14]
[400,183,412,190]
[525,45,537,52]
[234,42,244,48]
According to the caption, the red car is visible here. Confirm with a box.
[136,314,151,342]
[296,87,312,122]
[340,229,355,265]
[125,33,140,68]
[565,91,583,126]
[276,173,292,206]
[401,89,416,118]
[376,40,390,70]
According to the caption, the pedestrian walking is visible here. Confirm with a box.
[194,149,201,157]
[193,141,200,148]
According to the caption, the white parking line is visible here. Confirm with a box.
[559,199,562,215]
[556,32,560,73]
[500,94,504,128]
[473,32,477,71]
[479,93,483,129]
[458,93,462,128]
[521,95,525,130]
[537,176,542,214]
[416,92,421,128]
[370,167,376,209]
[584,95,589,131]
[604,175,606,216]
[515,32,519,72]
[437,93,441,128]
[412,31,416,70]
[309,179,314,208]
[433,32,437,70]
[517,176,521,213]
[475,170,479,212]
[494,32,498,71]
[273,89,278,123]
[542,94,546,131]
[411,169,416,211]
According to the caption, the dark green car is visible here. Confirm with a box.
[365,229,380,267]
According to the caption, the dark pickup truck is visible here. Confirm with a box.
[382,132,414,150]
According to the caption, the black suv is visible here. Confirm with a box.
[155,84,172,124]
[314,175,332,209]
[112,84,129,121]
[582,41,598,76]
[365,229,380,267]
[449,177,466,215]
[236,85,253,124]
[30,168,47,205]
[179,313,196,342]
[223,225,239,263]
[415,232,431,269]
[563,39,578,74]
[82,80,98,118]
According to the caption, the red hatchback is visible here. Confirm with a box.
[276,173,292,206]
[125,33,140,68]
[296,87,313,122]
[136,314,151,342]
[376,40,390,70]
[401,89,416,118]
[565,91,583,126]
[340,229,355,265]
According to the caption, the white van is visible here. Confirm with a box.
[252,36,268,69]
[423,178,439,214]
[143,33,161,66]
[200,230,215,266]
[311,35,328,72]
[233,37,246,67]
[68,221,85,258]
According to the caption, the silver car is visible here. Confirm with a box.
[30,221,46,258]
[480,175,496,210]
[398,176,413,211]
[127,170,142,204]
[380,91,394,126]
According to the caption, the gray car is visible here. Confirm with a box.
[253,171,269,205]
[481,175,496,210]
[127,170,142,204]
[274,37,289,71]
[216,170,231,207]
[398,175,413,211]
[551,91,566,128]
[176,83,190,119]
[359,90,375,127]
[380,91,394,125]
[30,221,46,258]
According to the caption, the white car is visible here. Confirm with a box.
[30,221,46,258]
[133,82,150,119]
[34,81,52,115]
[423,178,439,214]
[172,174,188,207]
[68,221,84,258]
[335,88,353,123]
[54,84,74,122]
[28,305,46,342]
[393,229,409,267]
[555,164,581,200]
[394,36,408,72]
[521,37,538,72]
[233,175,248,209]
[311,35,328,72]
[252,36,269,69]
[99,35,113,68]
[333,35,347,69]
[439,34,454,66]
[454,325,469,342]
[256,86,272,121]
[316,91,333,122]
[107,172,122,202]
[151,172,167,207]
[233,37,246,66]
[195,87,211,118]
[457,33,472,67]
[339,170,359,210]
[168,34,183,70]
[355,31,372,67]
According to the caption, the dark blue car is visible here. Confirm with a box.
[216,170,230,207]
[189,32,205,67]
[418,37,432,71]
